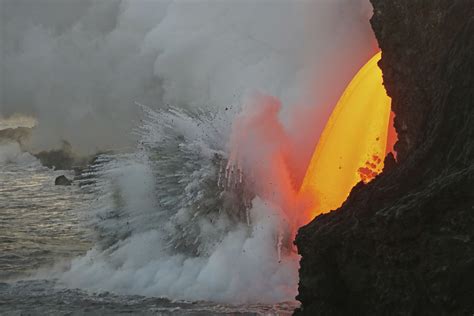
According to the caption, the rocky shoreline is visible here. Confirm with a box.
[295,1,473,314]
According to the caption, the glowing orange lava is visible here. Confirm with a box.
[299,52,392,220]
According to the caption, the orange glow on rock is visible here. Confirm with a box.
[299,52,392,220]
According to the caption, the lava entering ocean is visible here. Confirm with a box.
[228,51,395,244]
[299,51,394,220]
[59,51,396,304]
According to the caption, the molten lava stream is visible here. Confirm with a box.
[299,52,393,221]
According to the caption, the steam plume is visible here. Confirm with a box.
[1,0,375,154]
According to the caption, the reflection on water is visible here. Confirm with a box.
[0,162,92,279]
[0,160,298,315]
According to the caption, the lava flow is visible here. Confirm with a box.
[299,51,393,221]
[228,51,395,242]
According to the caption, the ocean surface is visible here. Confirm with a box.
[0,162,91,280]
[0,148,298,315]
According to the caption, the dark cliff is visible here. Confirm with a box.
[295,1,473,315]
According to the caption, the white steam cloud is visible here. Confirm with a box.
[1,0,375,154]
[56,106,300,303]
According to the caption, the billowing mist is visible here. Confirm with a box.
[1,0,375,154]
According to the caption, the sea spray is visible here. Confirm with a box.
[60,106,298,303]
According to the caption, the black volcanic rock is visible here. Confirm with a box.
[34,141,76,170]
[34,140,94,171]
[55,175,72,186]
[295,1,473,315]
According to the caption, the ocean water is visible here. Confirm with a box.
[0,108,299,315]
[0,280,296,315]
[0,160,92,279]
[0,157,297,315]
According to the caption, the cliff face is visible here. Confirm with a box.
[295,1,474,315]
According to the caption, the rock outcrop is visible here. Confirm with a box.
[54,175,72,186]
[34,141,76,170]
[34,140,94,171]
[295,1,473,315]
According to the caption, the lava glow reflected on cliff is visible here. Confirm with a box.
[299,52,393,220]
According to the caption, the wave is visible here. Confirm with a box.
[59,106,299,303]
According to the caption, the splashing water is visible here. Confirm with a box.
[56,105,299,304]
